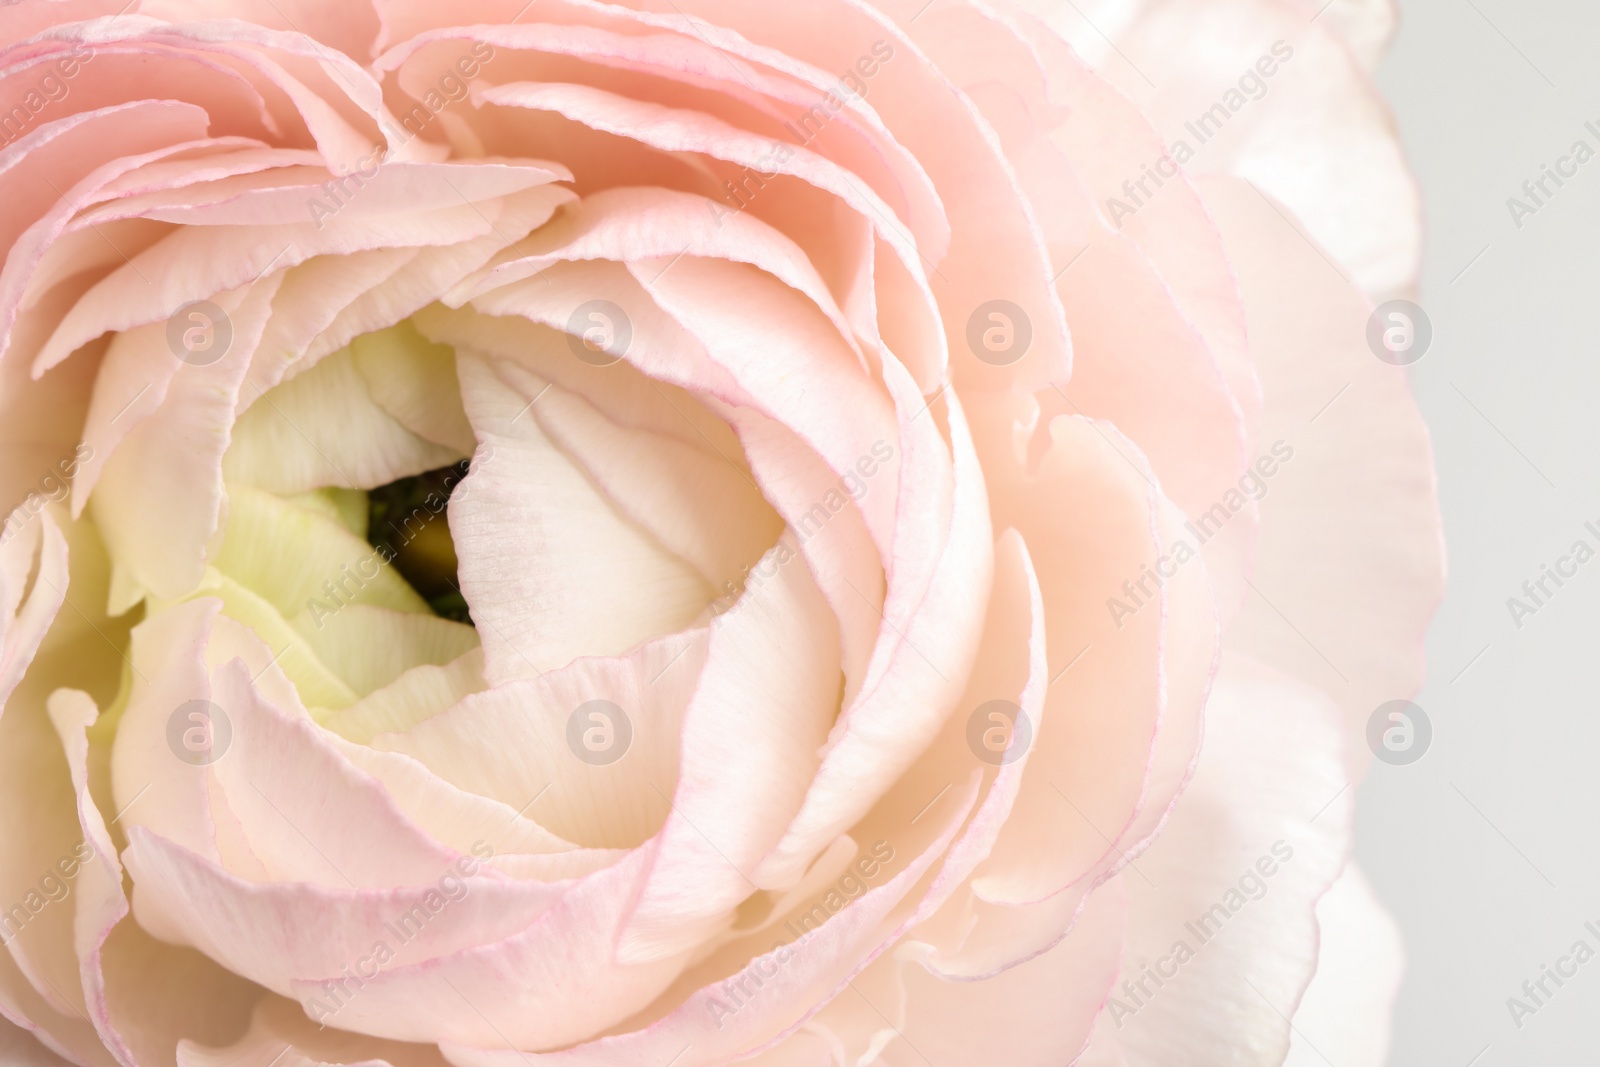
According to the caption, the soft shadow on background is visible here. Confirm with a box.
[1363,1,1600,1063]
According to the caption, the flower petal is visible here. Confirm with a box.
[1282,864,1402,1067]
[1199,174,1443,769]
[450,351,712,680]
[1081,652,1351,1066]
[618,537,843,963]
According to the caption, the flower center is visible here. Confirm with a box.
[365,460,473,624]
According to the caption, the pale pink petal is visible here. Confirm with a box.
[123,825,568,1002]
[751,377,990,890]
[300,183,567,360]
[0,979,112,1067]
[1103,0,1420,295]
[86,277,279,610]
[1315,0,1399,72]
[0,298,96,523]
[633,254,900,554]
[449,185,862,363]
[37,16,387,169]
[619,538,842,963]
[111,598,275,877]
[432,778,980,1061]
[321,651,486,745]
[373,628,706,851]
[48,687,267,1067]
[711,405,883,704]
[808,878,1124,1066]
[1081,653,1352,1066]
[172,616,605,873]
[35,174,570,379]
[450,351,712,680]
[0,101,214,357]
[44,689,130,1053]
[470,77,935,312]
[528,375,782,593]
[350,322,477,455]
[0,510,67,701]
[222,341,465,495]
[200,659,463,887]
[1282,864,1403,1067]
[294,606,477,697]
[0,517,81,1020]
[414,302,749,462]
[1199,174,1443,772]
[610,0,1073,392]
[379,17,947,276]
[968,406,1214,908]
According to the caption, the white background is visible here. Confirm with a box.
[1361,1,1600,1063]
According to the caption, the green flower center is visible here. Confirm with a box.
[365,463,473,624]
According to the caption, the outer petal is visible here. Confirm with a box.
[50,689,265,1067]
[1082,652,1352,1067]
[0,515,84,1029]
[1092,0,1420,295]
[1199,174,1444,772]
[1283,864,1403,1067]
[804,878,1125,1066]
[435,777,982,1063]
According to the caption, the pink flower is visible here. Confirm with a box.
[0,1,1443,1065]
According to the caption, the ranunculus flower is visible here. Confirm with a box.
[0,0,1443,1065]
